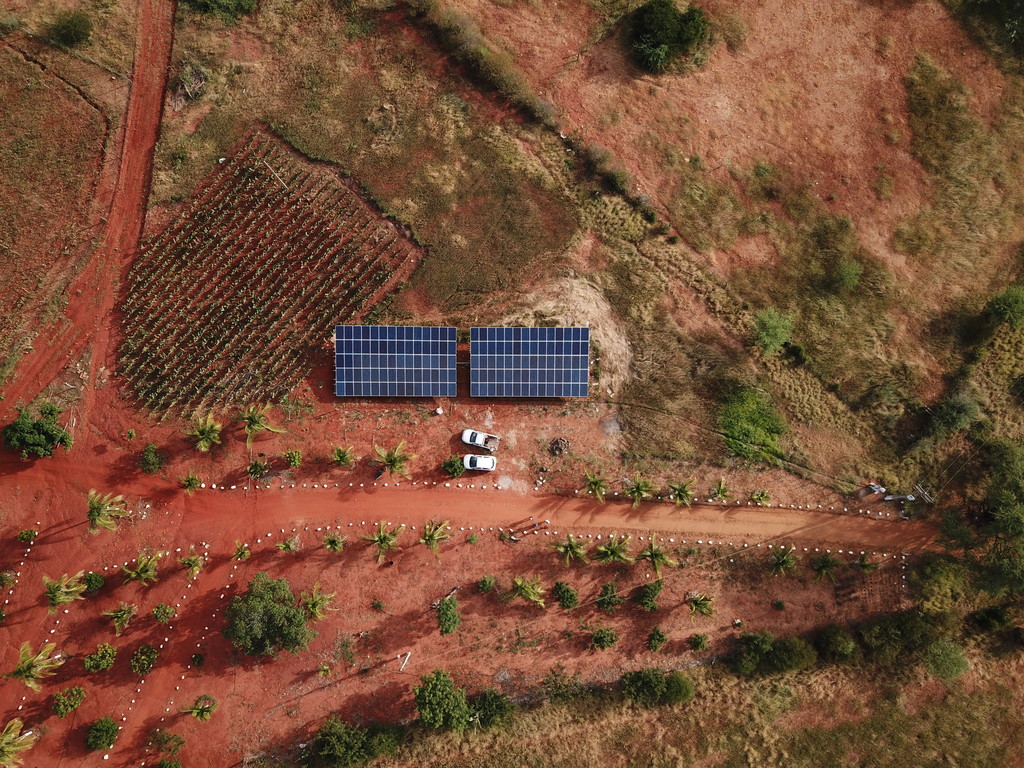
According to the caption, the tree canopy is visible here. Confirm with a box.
[630,0,710,73]
[413,670,470,730]
[222,572,315,656]
[3,404,72,459]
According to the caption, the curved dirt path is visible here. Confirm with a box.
[0,0,176,414]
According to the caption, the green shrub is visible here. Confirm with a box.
[987,285,1024,329]
[596,583,624,613]
[622,667,667,707]
[180,0,255,19]
[148,729,185,757]
[53,686,86,717]
[542,664,585,702]
[155,761,183,768]
[470,688,514,728]
[0,16,21,37]
[3,404,72,459]
[48,10,92,46]
[717,385,786,463]
[689,633,709,651]
[414,670,470,730]
[223,572,315,656]
[86,716,120,750]
[131,644,159,675]
[16,529,37,544]
[248,460,270,479]
[630,0,710,73]
[437,595,461,635]
[84,643,117,672]
[728,631,775,675]
[662,671,694,703]
[283,449,302,468]
[477,575,496,594]
[930,394,981,438]
[753,308,793,356]
[139,442,164,474]
[857,610,933,666]
[647,626,668,652]
[153,603,175,623]
[814,624,859,662]
[765,636,818,673]
[634,579,663,612]
[309,717,370,766]
[83,572,105,593]
[441,456,465,478]
[552,581,579,610]
[590,627,620,651]
[971,605,1012,632]
[923,639,969,682]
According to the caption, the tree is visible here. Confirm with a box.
[0,719,37,767]
[83,643,116,672]
[596,582,624,612]
[437,595,460,635]
[470,689,514,729]
[3,404,72,459]
[663,671,695,704]
[362,522,404,564]
[419,519,451,558]
[590,627,619,650]
[48,10,92,46]
[667,480,695,507]
[623,473,654,508]
[414,670,470,730]
[583,471,608,503]
[86,489,129,534]
[43,571,87,612]
[689,633,709,651]
[324,533,346,553]
[594,533,633,564]
[728,631,776,675]
[622,667,667,707]
[153,603,175,623]
[301,583,335,621]
[753,307,793,356]
[686,592,715,617]
[181,694,218,721]
[768,547,799,577]
[765,636,817,673]
[815,625,858,662]
[630,0,709,72]
[552,581,579,609]
[222,572,315,656]
[178,548,205,579]
[147,729,185,759]
[130,644,159,675]
[237,404,285,450]
[180,470,202,494]
[139,442,164,474]
[853,552,879,574]
[923,639,969,682]
[86,717,120,750]
[283,449,302,468]
[441,456,465,478]
[551,534,590,566]
[647,626,668,652]
[374,441,415,478]
[635,579,664,611]
[332,446,359,468]
[709,478,731,501]
[637,535,676,577]
[810,553,842,583]
[103,602,137,635]
[987,285,1024,329]
[185,414,222,452]
[181,0,256,19]
[308,717,371,767]
[122,551,163,586]
[506,576,546,608]
[6,642,65,691]
[52,685,86,718]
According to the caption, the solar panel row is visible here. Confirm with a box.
[470,326,589,398]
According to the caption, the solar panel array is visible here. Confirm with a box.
[470,327,590,398]
[334,325,457,397]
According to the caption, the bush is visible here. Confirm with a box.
[814,624,858,662]
[590,627,619,651]
[414,670,470,730]
[148,729,185,757]
[923,639,969,682]
[309,717,370,766]
[3,404,72,459]
[48,10,92,46]
[541,665,585,702]
[634,579,663,612]
[477,575,496,594]
[284,449,302,468]
[53,686,86,717]
[622,667,667,707]
[647,626,668,652]
[662,671,695,704]
[437,595,461,635]
[16,529,37,543]
[596,583,624,613]
[441,455,465,478]
[717,385,786,463]
[180,0,255,19]
[470,688,514,728]
[753,308,793,356]
[630,0,709,72]
[223,572,315,656]
[153,603,175,623]
[552,581,579,609]
[765,636,818,673]
[689,633,709,651]
[971,605,1012,632]
[858,610,933,666]
[155,761,183,768]
[83,572,105,593]
[131,644,159,675]
[84,643,117,672]
[139,442,164,474]
[987,285,1024,329]
[728,631,775,675]
[930,394,981,438]
[86,716,120,750]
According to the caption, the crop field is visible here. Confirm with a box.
[118,130,421,414]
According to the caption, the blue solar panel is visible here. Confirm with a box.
[469,327,589,398]
[334,326,457,397]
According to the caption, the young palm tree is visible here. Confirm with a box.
[666,480,695,507]
[686,592,715,617]
[323,533,346,553]
[0,718,39,767]
[301,583,335,621]
[237,404,285,450]
[185,414,222,452]
[583,471,608,503]
[231,541,251,561]
[594,533,633,564]
[180,470,202,495]
[506,576,546,608]
[247,460,270,479]
[103,602,138,635]
[854,552,879,573]
[709,478,731,501]
[362,522,405,564]
[768,547,799,577]
[810,553,843,583]
[373,441,415,478]
[749,489,771,504]
[623,474,654,508]
[6,642,65,692]
[121,551,162,586]
[181,694,218,721]
[418,519,451,558]
[178,548,205,579]
[86,489,129,534]
[276,535,300,554]
[43,571,87,613]
[332,446,359,468]
[636,535,677,578]
[551,534,590,566]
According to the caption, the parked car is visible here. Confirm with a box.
[461,429,501,452]
[463,454,497,472]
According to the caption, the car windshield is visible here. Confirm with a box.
[469,456,478,468]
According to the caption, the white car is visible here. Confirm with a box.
[461,429,500,452]
[463,454,497,472]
